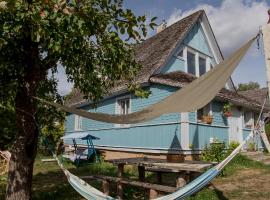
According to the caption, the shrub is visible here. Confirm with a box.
[247,142,256,151]
[201,139,226,163]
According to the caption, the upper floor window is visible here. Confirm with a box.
[186,47,211,77]
[187,51,196,75]
[199,57,206,76]
[74,115,82,130]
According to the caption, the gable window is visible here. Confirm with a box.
[199,57,206,76]
[74,115,82,130]
[187,51,196,75]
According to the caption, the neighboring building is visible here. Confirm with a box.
[65,10,266,160]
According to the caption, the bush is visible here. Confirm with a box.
[247,142,256,151]
[201,140,240,163]
[201,140,226,163]
[227,141,240,155]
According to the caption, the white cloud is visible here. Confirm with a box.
[167,0,269,56]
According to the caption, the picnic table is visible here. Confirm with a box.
[107,157,213,199]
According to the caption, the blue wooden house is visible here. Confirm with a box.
[65,10,265,160]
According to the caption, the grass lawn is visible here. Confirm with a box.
[1,154,270,200]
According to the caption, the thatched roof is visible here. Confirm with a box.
[150,71,268,111]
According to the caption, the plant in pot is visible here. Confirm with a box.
[202,114,213,124]
[223,103,233,117]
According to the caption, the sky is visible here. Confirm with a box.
[56,0,270,95]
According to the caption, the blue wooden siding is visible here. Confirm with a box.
[161,57,185,73]
[65,84,182,150]
[65,123,181,150]
[212,102,228,126]
[65,84,181,133]
[184,22,211,56]
[189,123,229,149]
[243,129,264,149]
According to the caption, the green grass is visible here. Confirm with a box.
[1,154,270,199]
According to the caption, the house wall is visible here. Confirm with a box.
[243,128,264,150]
[161,22,212,74]
[65,84,182,151]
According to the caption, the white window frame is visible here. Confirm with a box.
[74,115,82,131]
[115,95,131,127]
[184,46,211,77]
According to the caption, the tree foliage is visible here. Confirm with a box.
[237,81,260,91]
[0,0,156,198]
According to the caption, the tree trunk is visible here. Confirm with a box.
[5,80,39,200]
[5,35,43,199]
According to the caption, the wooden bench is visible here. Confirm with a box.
[81,175,177,199]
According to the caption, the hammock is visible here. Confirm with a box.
[53,129,257,200]
[35,37,256,124]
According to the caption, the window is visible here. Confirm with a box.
[118,98,130,115]
[74,115,82,130]
[116,96,131,127]
[244,111,253,128]
[187,51,196,75]
[199,57,206,76]
[197,103,211,122]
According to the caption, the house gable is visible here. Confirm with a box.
[159,12,235,90]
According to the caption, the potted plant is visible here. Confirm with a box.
[202,115,213,124]
[223,103,233,117]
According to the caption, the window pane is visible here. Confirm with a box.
[178,50,183,57]
[187,51,196,75]
[199,57,206,76]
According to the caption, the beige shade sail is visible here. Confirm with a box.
[36,37,256,124]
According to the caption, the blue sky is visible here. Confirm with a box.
[56,0,270,95]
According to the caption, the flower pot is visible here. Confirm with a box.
[202,116,213,124]
[223,111,232,117]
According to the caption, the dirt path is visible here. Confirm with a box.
[212,169,270,200]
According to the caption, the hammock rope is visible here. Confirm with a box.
[0,151,11,176]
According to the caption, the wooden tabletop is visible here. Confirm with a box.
[107,157,213,172]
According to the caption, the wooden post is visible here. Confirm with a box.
[102,180,110,196]
[138,166,145,181]
[117,164,124,199]
[149,189,158,199]
[261,14,270,153]
[157,172,162,184]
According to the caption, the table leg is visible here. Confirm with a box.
[138,165,145,181]
[117,164,124,199]
[102,180,110,196]
[157,172,162,184]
